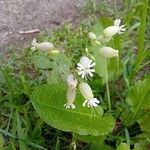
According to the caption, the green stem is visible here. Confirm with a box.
[125,128,130,145]
[105,59,111,111]
[137,0,148,62]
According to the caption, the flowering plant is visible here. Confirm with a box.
[30,18,150,149]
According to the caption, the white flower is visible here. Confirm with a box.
[88,32,97,40]
[103,19,126,37]
[31,38,54,51]
[99,47,119,58]
[64,74,77,109]
[77,56,95,79]
[83,98,100,107]
[67,74,78,88]
[63,87,76,109]
[79,82,100,107]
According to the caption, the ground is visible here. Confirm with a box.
[0,0,84,51]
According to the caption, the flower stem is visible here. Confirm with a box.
[105,59,111,111]
[125,128,130,145]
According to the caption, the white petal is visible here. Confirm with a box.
[81,73,85,79]
[71,104,76,109]
[77,66,83,71]
[89,69,95,72]
[77,63,83,67]
[88,72,94,77]
[78,71,84,75]
[114,19,121,27]
[89,62,96,68]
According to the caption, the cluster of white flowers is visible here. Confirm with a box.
[88,19,126,58]
[31,19,126,110]
[63,19,126,109]
[63,74,100,109]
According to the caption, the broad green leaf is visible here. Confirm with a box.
[31,54,52,69]
[126,77,150,111]
[126,77,150,122]
[74,134,105,144]
[31,84,115,136]
[139,111,150,133]
[121,76,150,126]
[116,143,130,150]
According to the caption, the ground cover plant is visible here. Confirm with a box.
[0,0,150,149]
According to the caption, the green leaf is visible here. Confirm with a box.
[90,143,112,150]
[139,111,150,133]
[47,53,72,83]
[126,77,150,111]
[74,134,105,144]
[0,134,3,150]
[121,76,150,126]
[126,76,150,121]
[16,112,27,150]
[133,133,150,150]
[6,140,16,150]
[31,84,115,136]
[116,143,130,150]
[31,54,52,69]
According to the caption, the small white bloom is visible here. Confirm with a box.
[83,98,100,107]
[67,74,78,88]
[64,87,76,109]
[88,32,97,41]
[79,82,100,108]
[99,47,119,58]
[103,19,126,37]
[31,38,54,52]
[77,56,96,79]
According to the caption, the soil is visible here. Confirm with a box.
[0,0,84,52]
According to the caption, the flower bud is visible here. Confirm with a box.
[63,87,76,109]
[88,32,97,41]
[79,82,93,100]
[103,26,119,37]
[31,39,54,52]
[66,87,76,104]
[103,19,126,38]
[99,47,119,58]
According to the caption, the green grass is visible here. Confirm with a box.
[0,0,150,149]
